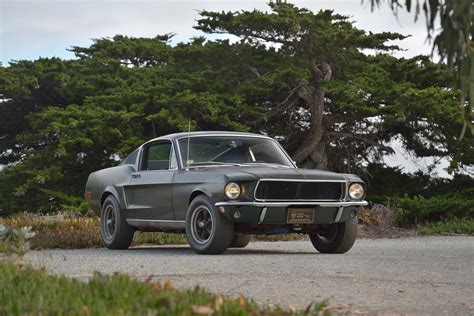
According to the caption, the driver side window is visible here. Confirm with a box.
[142,142,173,171]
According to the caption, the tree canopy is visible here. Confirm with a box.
[0,1,471,214]
[368,0,473,139]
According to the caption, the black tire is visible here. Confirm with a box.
[230,234,251,248]
[100,195,135,250]
[309,216,358,254]
[185,195,234,254]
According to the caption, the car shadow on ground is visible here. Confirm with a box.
[127,246,317,255]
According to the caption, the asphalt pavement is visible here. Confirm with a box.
[26,236,474,315]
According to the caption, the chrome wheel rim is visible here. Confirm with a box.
[190,206,214,244]
[103,204,116,241]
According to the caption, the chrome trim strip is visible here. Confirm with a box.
[175,133,273,141]
[126,219,186,223]
[334,206,344,222]
[254,178,347,202]
[215,201,368,207]
[123,204,153,210]
[258,207,268,224]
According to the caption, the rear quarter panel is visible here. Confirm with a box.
[85,165,135,216]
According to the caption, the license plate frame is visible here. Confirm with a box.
[287,208,314,224]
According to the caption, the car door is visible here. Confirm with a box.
[123,140,178,220]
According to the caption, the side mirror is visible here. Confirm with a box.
[292,160,297,167]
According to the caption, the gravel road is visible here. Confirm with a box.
[27,237,473,315]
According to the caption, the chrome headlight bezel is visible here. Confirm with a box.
[224,182,241,200]
[348,183,365,200]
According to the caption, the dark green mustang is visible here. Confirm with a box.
[85,131,367,254]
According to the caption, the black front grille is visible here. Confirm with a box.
[255,181,343,201]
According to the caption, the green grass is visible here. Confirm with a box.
[417,218,474,235]
[0,263,329,315]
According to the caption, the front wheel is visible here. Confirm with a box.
[100,195,135,249]
[309,216,358,254]
[185,195,234,254]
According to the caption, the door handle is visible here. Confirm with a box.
[131,173,141,179]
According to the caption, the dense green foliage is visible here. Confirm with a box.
[0,2,471,216]
[0,263,329,315]
[417,218,474,235]
[393,190,474,227]
[369,0,473,139]
[366,165,474,229]
[366,164,474,201]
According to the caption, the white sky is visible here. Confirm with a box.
[0,0,433,64]
[1,0,452,177]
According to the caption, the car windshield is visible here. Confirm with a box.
[177,136,294,168]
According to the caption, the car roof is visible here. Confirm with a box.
[145,131,273,144]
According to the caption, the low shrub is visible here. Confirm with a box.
[392,189,474,227]
[0,225,35,258]
[417,218,474,235]
[0,263,329,315]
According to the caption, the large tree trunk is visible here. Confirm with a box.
[293,60,332,170]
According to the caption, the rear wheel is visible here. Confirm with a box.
[229,234,251,248]
[185,195,234,254]
[100,195,135,249]
[309,216,358,254]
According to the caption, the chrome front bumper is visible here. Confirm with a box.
[214,200,368,207]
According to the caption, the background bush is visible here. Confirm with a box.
[392,189,474,227]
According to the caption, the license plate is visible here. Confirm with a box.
[287,208,314,224]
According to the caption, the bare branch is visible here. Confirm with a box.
[246,65,261,78]
[328,131,395,154]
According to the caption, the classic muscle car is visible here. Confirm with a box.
[85,131,367,254]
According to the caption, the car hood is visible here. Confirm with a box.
[191,165,362,182]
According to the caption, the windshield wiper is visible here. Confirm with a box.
[241,162,291,168]
[188,161,242,167]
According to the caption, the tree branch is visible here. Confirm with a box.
[328,131,395,154]
[246,65,261,78]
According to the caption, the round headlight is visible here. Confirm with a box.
[348,183,365,200]
[224,182,241,200]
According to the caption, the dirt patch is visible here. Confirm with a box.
[358,204,418,238]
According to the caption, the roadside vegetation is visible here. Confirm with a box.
[0,221,330,316]
[0,263,330,316]
[0,230,329,316]
[0,214,312,249]
[0,214,187,249]
[416,218,474,235]
[367,167,474,235]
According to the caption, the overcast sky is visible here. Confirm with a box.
[1,0,434,65]
[1,0,450,176]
